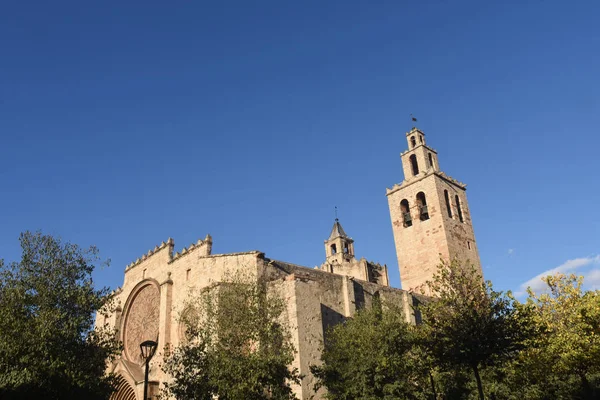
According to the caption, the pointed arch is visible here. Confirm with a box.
[409,154,419,176]
[410,136,417,148]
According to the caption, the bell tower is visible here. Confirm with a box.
[386,127,482,292]
[324,218,355,265]
[319,218,389,286]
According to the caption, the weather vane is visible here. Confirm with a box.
[334,206,338,221]
[410,114,418,125]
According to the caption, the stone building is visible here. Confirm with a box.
[102,127,482,400]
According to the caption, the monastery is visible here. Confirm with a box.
[101,127,482,400]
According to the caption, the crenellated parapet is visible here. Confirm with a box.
[401,146,438,156]
[435,171,467,189]
[123,235,215,271]
[386,183,403,195]
[125,238,175,271]
[367,261,386,270]
[366,261,389,287]
[386,170,466,195]
[169,234,213,263]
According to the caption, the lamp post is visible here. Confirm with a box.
[140,340,158,400]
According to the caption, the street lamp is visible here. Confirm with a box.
[140,340,158,400]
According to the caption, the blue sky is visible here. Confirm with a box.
[1,1,599,295]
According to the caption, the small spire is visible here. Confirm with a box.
[328,218,348,240]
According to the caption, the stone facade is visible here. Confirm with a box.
[100,226,415,400]
[386,127,482,293]
[100,126,482,399]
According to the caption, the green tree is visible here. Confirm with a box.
[311,299,433,400]
[0,231,120,400]
[420,260,535,400]
[505,273,600,399]
[162,274,300,400]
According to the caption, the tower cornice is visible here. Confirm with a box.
[386,171,467,196]
[400,144,438,156]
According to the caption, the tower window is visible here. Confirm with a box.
[330,244,337,254]
[419,135,423,143]
[400,199,412,227]
[467,241,471,250]
[409,154,419,176]
[416,192,429,221]
[410,136,416,148]
[343,243,349,254]
[428,153,434,168]
[444,190,452,218]
[455,195,464,223]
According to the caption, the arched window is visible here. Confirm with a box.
[444,190,452,218]
[455,195,464,223]
[330,244,337,254]
[409,154,419,176]
[410,136,416,148]
[400,199,412,227]
[343,242,349,254]
[428,153,434,168]
[416,192,429,220]
[419,135,424,143]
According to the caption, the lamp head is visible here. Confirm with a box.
[140,340,158,361]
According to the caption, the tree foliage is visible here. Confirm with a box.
[502,273,600,399]
[0,231,120,400]
[162,274,300,400]
[419,260,536,400]
[311,299,433,400]
[312,260,567,400]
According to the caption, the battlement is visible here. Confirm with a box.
[386,171,466,196]
[169,234,213,263]
[367,261,386,270]
[435,171,467,189]
[125,235,214,271]
[400,146,437,156]
[125,238,175,271]
[406,127,424,137]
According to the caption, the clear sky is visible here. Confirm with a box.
[1,1,599,295]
